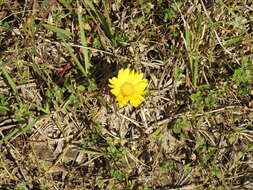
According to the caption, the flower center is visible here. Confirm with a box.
[120,82,135,97]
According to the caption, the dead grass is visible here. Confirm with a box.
[0,0,253,189]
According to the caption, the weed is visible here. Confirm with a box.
[190,84,220,112]
[160,160,175,173]
[232,57,252,95]
[0,94,9,114]
[172,116,191,135]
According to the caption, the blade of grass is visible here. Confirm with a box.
[192,56,199,88]
[77,5,91,73]
[176,1,199,88]
[79,149,105,156]
[27,61,54,87]
[62,94,75,109]
[0,62,17,94]
[81,0,113,39]
[0,105,9,113]
[43,20,89,78]
[64,42,88,78]
[42,23,72,40]
[184,27,199,88]
[0,61,18,95]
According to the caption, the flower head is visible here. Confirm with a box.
[109,68,148,107]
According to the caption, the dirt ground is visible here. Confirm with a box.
[0,0,253,189]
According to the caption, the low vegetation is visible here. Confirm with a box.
[0,0,252,189]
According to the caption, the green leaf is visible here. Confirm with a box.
[194,136,205,152]
[160,160,175,173]
[77,6,91,73]
[173,121,182,134]
[64,42,87,77]
[79,149,105,156]
[0,105,9,113]
[0,61,18,98]
[173,116,191,134]
[42,23,72,40]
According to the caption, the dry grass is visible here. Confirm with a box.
[0,0,253,189]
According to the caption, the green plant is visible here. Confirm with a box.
[107,145,128,160]
[190,85,220,112]
[173,116,191,134]
[232,57,252,95]
[0,1,252,189]
[13,102,30,120]
[173,65,185,83]
[160,160,175,173]
[110,169,127,180]
[0,94,10,114]
[164,2,183,21]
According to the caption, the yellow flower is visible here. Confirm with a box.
[109,68,148,107]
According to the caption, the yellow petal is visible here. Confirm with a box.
[111,88,120,96]
[109,84,114,88]
[135,83,148,92]
[123,69,131,79]
[117,96,128,107]
[109,77,118,85]
[129,95,144,107]
[118,69,129,80]
[135,73,144,81]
